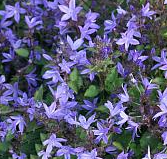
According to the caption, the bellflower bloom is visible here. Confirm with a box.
[57,146,83,159]
[142,78,158,91]
[117,62,128,78]
[38,150,51,159]
[67,35,83,51]
[2,49,15,63]
[7,115,26,134]
[77,149,102,159]
[42,68,63,84]
[93,122,109,144]
[118,84,129,103]
[58,0,82,21]
[117,6,127,15]
[116,29,139,51]
[59,59,75,74]
[141,3,156,19]
[117,111,129,126]
[105,101,124,117]
[117,151,128,159]
[43,133,67,153]
[82,98,98,115]
[25,16,43,29]
[0,75,5,84]
[161,131,167,145]
[5,2,26,23]
[165,0,167,4]
[154,153,167,159]
[104,12,116,33]
[78,114,96,130]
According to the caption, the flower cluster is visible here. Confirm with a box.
[0,0,167,159]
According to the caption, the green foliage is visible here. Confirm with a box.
[105,67,123,92]
[84,85,100,97]
[34,85,43,101]
[68,68,83,93]
[15,48,29,58]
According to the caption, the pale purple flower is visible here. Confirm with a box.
[104,12,116,33]
[126,120,140,140]
[117,111,129,126]
[0,75,5,84]
[38,150,51,159]
[0,18,12,29]
[58,0,82,21]
[59,59,75,74]
[154,153,167,159]
[2,49,15,63]
[77,149,102,159]
[12,152,27,159]
[117,151,128,159]
[116,29,139,51]
[42,69,63,84]
[117,6,127,15]
[5,2,26,23]
[105,101,123,117]
[165,0,167,4]
[7,115,26,134]
[57,146,83,159]
[85,10,99,29]
[79,25,97,41]
[78,114,96,130]
[162,131,167,145]
[81,68,96,81]
[142,3,156,19]
[67,35,83,51]
[118,84,129,103]
[117,62,127,78]
[25,69,38,87]
[93,122,109,144]
[25,16,42,29]
[43,133,67,153]
[142,78,158,91]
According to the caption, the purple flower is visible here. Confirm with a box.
[12,152,27,159]
[118,84,129,103]
[165,0,167,4]
[162,131,167,145]
[0,18,12,29]
[117,6,127,15]
[93,122,109,144]
[77,149,102,159]
[82,98,98,114]
[104,12,116,33]
[141,3,156,19]
[58,0,82,21]
[5,2,26,23]
[25,16,43,29]
[152,49,167,78]
[57,146,83,159]
[105,101,123,117]
[117,111,129,126]
[38,150,51,159]
[43,133,67,153]
[126,120,140,140]
[78,114,96,130]
[67,35,83,51]
[0,75,5,84]
[42,68,63,84]
[7,115,26,134]
[25,68,38,87]
[79,25,97,41]
[2,49,15,63]
[85,10,99,29]
[117,151,128,159]
[117,62,127,78]
[154,153,167,159]
[81,68,96,81]
[142,77,158,91]
[59,59,75,74]
[116,29,139,51]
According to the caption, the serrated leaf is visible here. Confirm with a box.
[15,48,29,58]
[84,85,100,97]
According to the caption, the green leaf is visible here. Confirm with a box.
[34,85,43,101]
[35,144,42,153]
[15,48,29,58]
[0,142,10,152]
[84,85,100,97]
[113,141,124,151]
[40,133,48,142]
[68,68,83,93]
[30,155,38,159]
